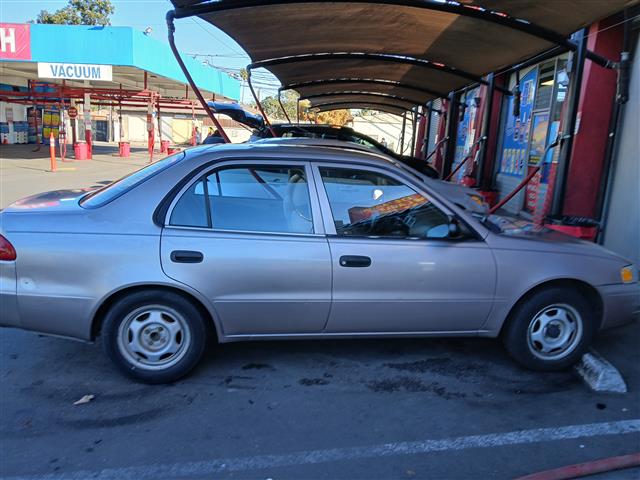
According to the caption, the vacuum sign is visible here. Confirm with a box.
[38,63,113,81]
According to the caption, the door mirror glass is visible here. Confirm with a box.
[425,223,450,239]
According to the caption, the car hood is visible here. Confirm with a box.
[3,189,92,213]
[485,215,632,263]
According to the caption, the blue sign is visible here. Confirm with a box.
[499,68,538,176]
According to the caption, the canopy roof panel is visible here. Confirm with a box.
[306,92,418,109]
[293,80,438,104]
[171,0,637,111]
[311,102,410,116]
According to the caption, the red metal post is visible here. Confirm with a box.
[49,131,57,172]
[489,165,541,214]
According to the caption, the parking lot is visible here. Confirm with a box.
[1,145,639,479]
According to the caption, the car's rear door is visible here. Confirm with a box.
[160,159,331,336]
[313,163,496,334]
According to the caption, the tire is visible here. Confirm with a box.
[502,287,596,371]
[102,290,208,384]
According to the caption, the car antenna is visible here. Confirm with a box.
[166,11,230,143]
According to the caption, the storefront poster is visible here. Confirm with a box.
[453,87,480,181]
[540,120,560,184]
[498,68,538,176]
[528,112,549,165]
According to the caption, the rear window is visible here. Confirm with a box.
[80,152,185,208]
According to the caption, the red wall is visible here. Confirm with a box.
[562,19,623,217]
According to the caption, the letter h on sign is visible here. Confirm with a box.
[0,24,31,60]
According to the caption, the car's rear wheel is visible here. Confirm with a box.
[502,287,596,371]
[102,290,207,383]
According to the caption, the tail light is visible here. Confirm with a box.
[0,234,16,261]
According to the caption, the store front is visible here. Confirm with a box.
[493,55,569,217]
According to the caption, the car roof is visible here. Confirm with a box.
[252,136,380,153]
[273,123,352,130]
[185,140,398,170]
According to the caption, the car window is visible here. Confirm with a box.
[319,167,450,239]
[170,165,313,234]
[81,151,185,208]
[170,180,209,228]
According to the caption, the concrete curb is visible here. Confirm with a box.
[575,350,627,393]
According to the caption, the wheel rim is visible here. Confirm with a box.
[117,305,191,371]
[527,303,583,361]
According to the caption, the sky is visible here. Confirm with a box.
[0,0,280,98]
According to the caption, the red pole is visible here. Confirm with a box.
[489,165,541,214]
[49,131,57,172]
[147,95,155,163]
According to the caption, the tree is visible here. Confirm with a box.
[313,109,353,126]
[249,91,352,125]
[249,90,301,121]
[34,0,115,26]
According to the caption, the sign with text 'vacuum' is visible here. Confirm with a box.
[38,63,113,82]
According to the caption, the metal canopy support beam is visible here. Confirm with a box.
[166,11,230,143]
[550,29,588,218]
[410,107,418,157]
[277,90,292,123]
[246,68,278,137]
[476,73,495,187]
[400,112,407,155]
[423,101,433,160]
[442,91,459,179]
[280,78,448,100]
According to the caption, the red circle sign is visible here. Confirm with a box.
[67,107,78,119]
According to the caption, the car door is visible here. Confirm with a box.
[161,160,332,336]
[313,163,496,334]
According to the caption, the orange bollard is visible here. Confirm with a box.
[49,132,57,172]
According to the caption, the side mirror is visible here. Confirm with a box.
[447,216,462,238]
[424,216,462,239]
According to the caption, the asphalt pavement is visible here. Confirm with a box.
[1,323,638,479]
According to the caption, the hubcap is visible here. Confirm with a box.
[117,305,191,371]
[527,303,583,361]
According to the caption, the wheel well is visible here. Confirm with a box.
[91,285,218,341]
[499,279,604,337]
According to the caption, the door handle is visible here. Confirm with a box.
[170,250,204,263]
[339,255,371,268]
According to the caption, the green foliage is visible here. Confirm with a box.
[34,0,115,26]
[250,90,301,121]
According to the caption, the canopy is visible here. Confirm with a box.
[171,0,636,112]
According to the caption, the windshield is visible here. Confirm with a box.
[80,152,185,208]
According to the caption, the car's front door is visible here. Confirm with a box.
[161,160,331,336]
[314,164,496,334]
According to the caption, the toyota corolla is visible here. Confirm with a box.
[0,143,637,383]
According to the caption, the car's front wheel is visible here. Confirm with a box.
[102,290,208,383]
[502,287,596,371]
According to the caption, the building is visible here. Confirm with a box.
[419,13,639,265]
[0,22,240,148]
